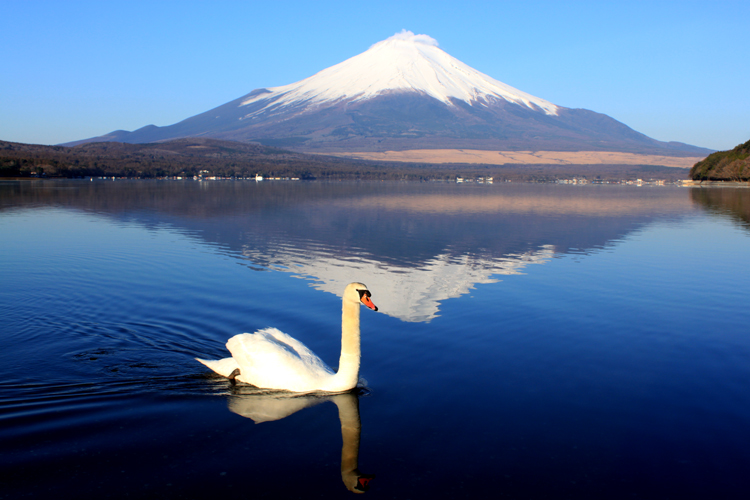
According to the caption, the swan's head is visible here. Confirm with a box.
[345,282,378,312]
[343,471,375,493]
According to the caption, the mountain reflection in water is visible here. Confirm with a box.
[1,180,698,321]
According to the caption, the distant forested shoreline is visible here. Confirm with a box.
[2,137,693,182]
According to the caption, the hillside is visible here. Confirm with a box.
[690,139,750,181]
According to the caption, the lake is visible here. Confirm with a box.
[1,179,749,499]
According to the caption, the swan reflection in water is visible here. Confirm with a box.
[226,387,375,494]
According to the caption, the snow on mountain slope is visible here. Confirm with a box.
[68,30,712,156]
[239,30,559,117]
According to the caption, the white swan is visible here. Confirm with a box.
[196,282,378,393]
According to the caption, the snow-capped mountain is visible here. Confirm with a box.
[73,31,708,156]
[239,30,559,117]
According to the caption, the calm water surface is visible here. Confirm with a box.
[1,180,749,499]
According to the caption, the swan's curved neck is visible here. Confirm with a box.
[331,298,361,391]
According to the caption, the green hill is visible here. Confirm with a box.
[690,139,750,181]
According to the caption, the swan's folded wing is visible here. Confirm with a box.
[226,329,335,391]
[227,329,328,368]
[257,328,323,360]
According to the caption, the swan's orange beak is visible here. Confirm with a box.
[360,293,378,311]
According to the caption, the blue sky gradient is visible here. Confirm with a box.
[3,0,748,151]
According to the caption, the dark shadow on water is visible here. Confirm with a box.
[689,186,750,230]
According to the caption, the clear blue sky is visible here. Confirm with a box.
[3,0,748,151]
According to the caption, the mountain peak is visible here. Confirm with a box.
[376,29,439,47]
[240,30,559,116]
[71,31,712,157]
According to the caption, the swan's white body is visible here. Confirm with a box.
[196,283,377,393]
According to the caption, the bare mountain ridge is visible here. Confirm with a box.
[70,31,711,157]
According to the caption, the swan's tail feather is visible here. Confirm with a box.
[196,357,241,378]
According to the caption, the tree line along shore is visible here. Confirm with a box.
[2,137,746,183]
[689,139,750,182]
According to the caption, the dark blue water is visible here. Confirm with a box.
[1,180,749,499]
